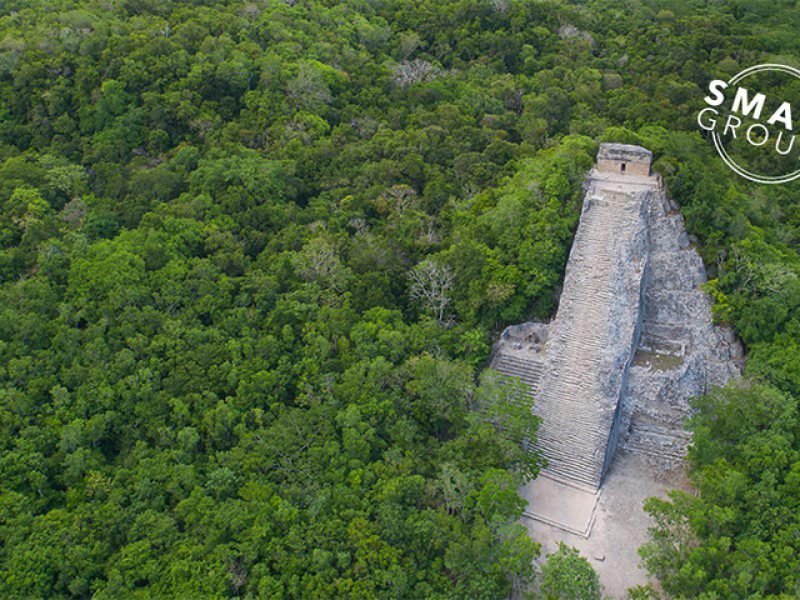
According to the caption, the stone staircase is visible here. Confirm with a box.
[537,201,618,487]
[525,188,648,490]
[492,353,545,390]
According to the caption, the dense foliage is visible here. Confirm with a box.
[1,0,800,597]
[539,543,601,600]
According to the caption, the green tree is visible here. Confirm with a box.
[539,543,602,600]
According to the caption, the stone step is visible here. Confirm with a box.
[493,360,544,375]
[535,419,607,439]
[533,414,610,439]
[537,434,608,453]
[493,353,545,369]
[543,462,602,489]
[539,448,602,472]
[536,421,608,437]
[492,354,546,390]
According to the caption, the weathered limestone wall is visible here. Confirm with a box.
[490,143,742,491]
[597,159,651,176]
[597,143,652,177]
[620,188,743,466]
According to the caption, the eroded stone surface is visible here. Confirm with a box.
[621,188,743,471]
